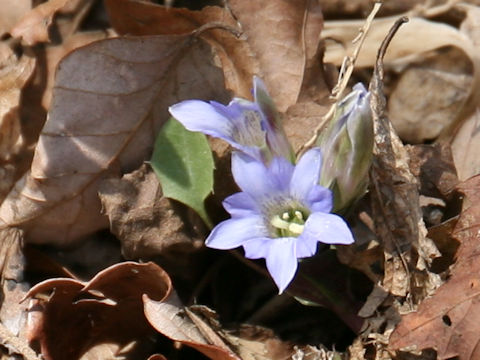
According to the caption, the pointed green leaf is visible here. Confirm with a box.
[151,117,214,228]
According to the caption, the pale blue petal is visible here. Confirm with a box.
[223,192,259,217]
[206,215,268,250]
[242,237,273,259]
[305,186,333,213]
[295,236,318,258]
[290,148,322,201]
[231,152,279,198]
[267,156,294,192]
[169,100,234,139]
[301,212,354,245]
[265,238,299,293]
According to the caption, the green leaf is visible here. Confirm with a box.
[151,117,214,228]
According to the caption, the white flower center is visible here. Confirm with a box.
[270,209,307,237]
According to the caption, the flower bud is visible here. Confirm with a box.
[317,83,373,213]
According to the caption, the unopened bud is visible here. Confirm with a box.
[317,83,373,213]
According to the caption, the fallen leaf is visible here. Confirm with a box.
[406,143,459,201]
[0,0,31,36]
[388,47,473,143]
[98,164,205,259]
[144,293,240,360]
[26,262,171,360]
[0,34,229,246]
[0,42,35,162]
[105,0,258,99]
[11,0,71,45]
[228,0,323,111]
[389,175,480,359]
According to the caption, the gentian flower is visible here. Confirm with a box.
[169,77,294,164]
[205,148,354,293]
[317,83,373,213]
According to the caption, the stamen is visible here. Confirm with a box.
[282,212,290,220]
[271,215,290,230]
[288,223,304,235]
[294,211,303,220]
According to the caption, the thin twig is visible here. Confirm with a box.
[296,2,382,158]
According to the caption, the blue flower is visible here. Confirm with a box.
[205,148,355,293]
[169,77,294,163]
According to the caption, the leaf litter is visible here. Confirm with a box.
[1,0,480,359]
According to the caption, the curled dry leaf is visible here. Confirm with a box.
[144,294,240,360]
[389,175,480,360]
[26,262,171,360]
[0,34,229,246]
[368,26,441,302]
[105,0,258,99]
[10,0,71,45]
[98,164,205,259]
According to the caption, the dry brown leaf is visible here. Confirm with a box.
[406,143,459,201]
[388,48,473,143]
[98,164,205,259]
[0,43,35,162]
[0,0,31,36]
[389,175,480,359]
[11,0,72,45]
[228,0,323,111]
[26,262,171,360]
[105,0,258,99]
[369,35,441,300]
[0,34,229,246]
[324,17,476,69]
[144,294,240,360]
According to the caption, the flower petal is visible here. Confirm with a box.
[242,237,272,259]
[169,100,233,139]
[265,238,299,293]
[223,192,259,217]
[301,212,354,245]
[231,152,279,198]
[305,185,333,213]
[205,215,268,250]
[295,236,318,258]
[267,156,294,192]
[290,148,322,201]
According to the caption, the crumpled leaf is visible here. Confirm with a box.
[368,36,441,300]
[389,175,480,359]
[26,262,171,360]
[151,117,214,227]
[10,0,71,45]
[98,164,205,259]
[0,34,228,246]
